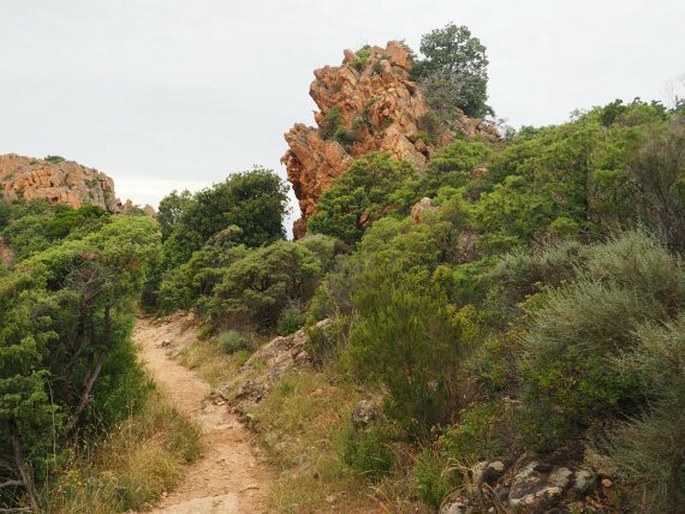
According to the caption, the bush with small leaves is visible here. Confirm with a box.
[217,330,252,354]
[520,231,685,449]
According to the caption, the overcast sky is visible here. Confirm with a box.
[1,0,683,216]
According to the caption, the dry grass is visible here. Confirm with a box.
[248,369,384,513]
[177,337,248,387]
[173,331,385,512]
[43,390,202,513]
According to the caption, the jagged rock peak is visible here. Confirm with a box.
[282,40,498,238]
[0,154,154,215]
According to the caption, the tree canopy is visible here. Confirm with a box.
[412,23,490,118]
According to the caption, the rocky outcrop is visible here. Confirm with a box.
[440,455,608,513]
[215,319,333,414]
[282,41,499,237]
[351,399,381,429]
[0,236,13,265]
[0,154,122,212]
[411,196,437,223]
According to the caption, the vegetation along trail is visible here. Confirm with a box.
[133,317,273,514]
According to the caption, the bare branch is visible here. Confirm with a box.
[0,479,23,489]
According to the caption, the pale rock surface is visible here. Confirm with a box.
[219,319,333,413]
[411,196,437,223]
[0,236,13,265]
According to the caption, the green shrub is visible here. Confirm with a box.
[482,239,587,323]
[211,241,322,330]
[347,280,465,435]
[277,306,304,335]
[320,106,356,147]
[423,138,492,194]
[307,256,358,321]
[308,153,417,245]
[440,401,512,462]
[418,111,441,144]
[520,232,685,449]
[351,45,371,71]
[411,447,456,509]
[340,421,396,480]
[196,324,213,341]
[304,316,348,369]
[607,315,685,512]
[234,349,251,366]
[217,330,252,354]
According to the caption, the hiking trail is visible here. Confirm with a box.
[133,317,273,514]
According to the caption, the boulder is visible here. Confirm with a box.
[229,319,333,411]
[351,400,381,429]
[411,197,437,223]
[505,460,598,512]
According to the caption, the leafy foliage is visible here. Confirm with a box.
[1,201,109,260]
[308,153,418,245]
[211,241,324,330]
[0,209,160,510]
[520,232,685,448]
[158,167,288,272]
[608,315,685,512]
[347,278,465,435]
[412,23,490,118]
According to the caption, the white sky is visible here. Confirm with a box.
[1,0,684,216]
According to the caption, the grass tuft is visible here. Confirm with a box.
[43,390,202,513]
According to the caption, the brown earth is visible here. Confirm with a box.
[133,317,273,514]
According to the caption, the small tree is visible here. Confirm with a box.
[211,241,322,330]
[628,116,685,253]
[348,274,465,436]
[308,153,417,245]
[412,23,490,119]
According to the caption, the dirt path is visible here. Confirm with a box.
[133,317,273,514]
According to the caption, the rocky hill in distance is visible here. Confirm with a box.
[0,153,154,215]
[282,40,499,237]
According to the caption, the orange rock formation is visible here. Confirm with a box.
[0,154,122,212]
[282,40,498,237]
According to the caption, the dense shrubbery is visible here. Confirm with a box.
[348,281,465,435]
[155,167,288,273]
[295,103,685,510]
[1,201,109,260]
[144,167,291,312]
[0,204,160,510]
[308,152,419,245]
[521,232,685,448]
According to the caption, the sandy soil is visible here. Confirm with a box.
[133,317,273,514]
